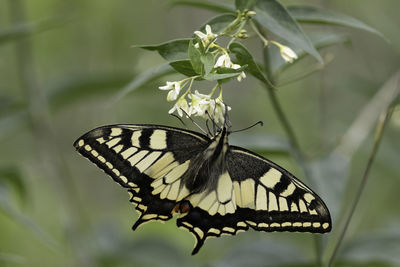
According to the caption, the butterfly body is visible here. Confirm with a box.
[74,124,331,254]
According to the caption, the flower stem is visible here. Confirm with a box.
[250,20,268,46]
[327,106,394,267]
[227,20,247,47]
[209,83,220,97]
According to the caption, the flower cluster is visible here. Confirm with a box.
[195,24,246,83]
[158,22,298,125]
[158,25,237,123]
[159,80,231,124]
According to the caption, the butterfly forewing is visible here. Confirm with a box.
[74,124,331,255]
[74,124,210,227]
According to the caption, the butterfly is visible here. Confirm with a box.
[74,123,331,255]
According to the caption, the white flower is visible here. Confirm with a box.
[166,89,179,102]
[280,45,298,63]
[207,98,231,124]
[159,81,181,101]
[237,71,246,82]
[271,41,298,63]
[168,97,191,117]
[231,63,241,70]
[194,25,216,46]
[159,81,179,91]
[214,54,233,68]
[189,90,211,116]
[214,54,246,82]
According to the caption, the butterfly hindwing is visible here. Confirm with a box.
[74,124,210,228]
[227,146,331,231]
[176,146,331,254]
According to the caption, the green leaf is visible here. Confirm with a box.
[0,166,26,204]
[169,0,234,14]
[339,227,400,266]
[0,187,60,251]
[169,60,198,77]
[48,72,133,109]
[309,152,349,223]
[112,64,175,104]
[235,0,257,11]
[288,6,385,39]
[201,52,214,75]
[0,17,67,45]
[203,72,240,81]
[255,0,323,63]
[336,71,400,158]
[309,71,400,221]
[188,39,202,74]
[200,13,237,34]
[229,42,271,85]
[138,39,190,61]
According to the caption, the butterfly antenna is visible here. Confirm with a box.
[230,121,264,133]
[205,110,218,135]
[170,113,187,128]
[205,120,213,138]
[180,109,208,136]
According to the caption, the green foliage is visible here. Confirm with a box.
[200,52,214,75]
[202,14,237,33]
[235,0,257,12]
[229,42,270,84]
[169,0,234,14]
[188,39,203,74]
[288,5,385,39]
[255,0,323,63]
[139,39,191,61]
[0,166,26,204]
[169,60,198,77]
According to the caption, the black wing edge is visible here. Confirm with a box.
[73,123,211,147]
[229,145,332,232]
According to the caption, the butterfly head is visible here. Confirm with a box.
[211,125,229,155]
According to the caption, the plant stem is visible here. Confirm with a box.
[327,107,394,267]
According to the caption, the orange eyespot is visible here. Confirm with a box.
[179,201,190,213]
[172,201,191,215]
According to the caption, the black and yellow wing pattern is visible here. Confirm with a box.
[74,124,331,255]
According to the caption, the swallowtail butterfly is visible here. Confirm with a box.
[74,124,331,254]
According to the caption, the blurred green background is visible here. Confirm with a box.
[0,0,399,266]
